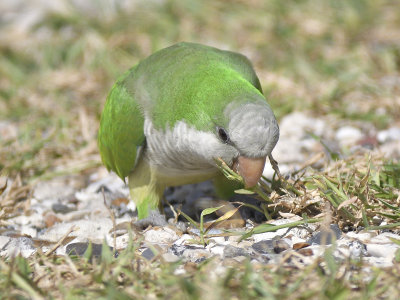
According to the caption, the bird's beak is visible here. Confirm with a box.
[232,156,266,188]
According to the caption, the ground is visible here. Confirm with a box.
[1,0,400,299]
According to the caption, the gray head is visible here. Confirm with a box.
[226,101,279,158]
[211,100,279,187]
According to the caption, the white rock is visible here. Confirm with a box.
[268,112,331,166]
[126,201,136,212]
[363,256,394,268]
[112,233,133,250]
[189,228,223,236]
[377,127,400,143]
[288,226,316,240]
[173,266,186,275]
[307,245,325,257]
[252,218,311,243]
[300,137,321,152]
[336,243,351,258]
[279,112,327,138]
[290,236,307,244]
[20,225,37,238]
[271,139,304,164]
[74,191,102,203]
[208,245,225,256]
[252,229,287,243]
[162,252,180,263]
[8,213,44,228]
[85,173,128,195]
[348,240,368,258]
[0,237,36,258]
[335,126,363,146]
[379,140,400,157]
[369,232,400,244]
[182,248,211,262]
[31,198,54,212]
[0,236,11,249]
[345,231,374,242]
[39,218,113,242]
[174,234,194,246]
[33,180,75,201]
[367,243,399,258]
[144,227,179,244]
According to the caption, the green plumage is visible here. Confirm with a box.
[123,42,263,131]
[99,42,263,180]
[98,67,145,179]
[98,42,278,219]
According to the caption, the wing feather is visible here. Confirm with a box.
[98,68,145,180]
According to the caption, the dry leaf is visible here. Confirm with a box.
[337,196,358,210]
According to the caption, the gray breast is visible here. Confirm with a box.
[143,119,236,177]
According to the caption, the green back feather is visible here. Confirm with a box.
[98,68,145,179]
[98,42,265,179]
[125,42,264,131]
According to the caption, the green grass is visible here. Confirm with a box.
[1,0,400,298]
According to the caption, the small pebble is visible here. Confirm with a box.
[66,242,105,257]
[336,126,363,146]
[209,245,225,256]
[307,224,341,245]
[371,216,383,226]
[273,239,290,254]
[297,248,313,256]
[52,203,75,214]
[252,240,274,254]
[169,244,187,257]
[44,213,62,228]
[367,244,399,259]
[377,127,400,143]
[293,242,310,250]
[135,210,168,229]
[182,248,211,262]
[223,245,248,258]
[144,227,179,244]
[348,240,367,258]
[167,220,187,233]
[0,237,36,258]
[141,248,156,260]
[111,197,129,206]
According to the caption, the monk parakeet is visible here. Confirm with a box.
[98,42,279,219]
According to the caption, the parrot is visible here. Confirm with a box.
[98,42,279,220]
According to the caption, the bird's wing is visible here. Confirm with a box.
[98,67,145,180]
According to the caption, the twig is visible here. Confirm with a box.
[0,177,7,196]
[268,154,282,179]
[102,187,117,255]
[45,225,78,257]
[268,154,305,197]
[167,201,179,223]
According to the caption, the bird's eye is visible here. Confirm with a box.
[217,127,230,143]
